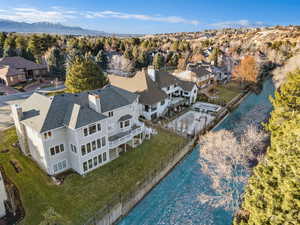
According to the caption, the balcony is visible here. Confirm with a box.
[108,122,145,149]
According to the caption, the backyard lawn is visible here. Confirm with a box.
[215,84,242,103]
[0,128,187,225]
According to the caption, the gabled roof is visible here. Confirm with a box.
[0,56,47,71]
[0,65,25,77]
[108,71,167,105]
[20,85,136,132]
[155,71,195,91]
[89,85,138,112]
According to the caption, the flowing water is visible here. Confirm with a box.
[118,79,275,225]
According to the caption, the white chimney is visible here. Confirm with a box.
[147,66,156,82]
[88,94,101,113]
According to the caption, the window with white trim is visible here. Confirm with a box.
[103,152,107,161]
[71,144,77,153]
[120,120,130,129]
[50,144,64,156]
[53,160,67,173]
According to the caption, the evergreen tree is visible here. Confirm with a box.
[152,53,164,69]
[65,55,108,93]
[0,32,7,57]
[3,35,17,57]
[234,70,300,225]
[95,50,107,70]
[46,47,66,78]
[15,35,28,57]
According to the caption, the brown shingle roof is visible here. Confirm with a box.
[155,71,195,91]
[0,56,47,71]
[0,65,25,77]
[108,71,167,105]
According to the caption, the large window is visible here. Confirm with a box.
[87,143,91,153]
[83,162,88,172]
[120,120,130,129]
[83,123,101,136]
[81,137,106,156]
[71,144,77,153]
[102,137,106,147]
[81,145,86,156]
[84,128,88,136]
[53,160,67,173]
[94,157,98,166]
[92,141,96,151]
[97,139,101,148]
[88,159,93,169]
[98,155,102,164]
[50,144,64,156]
[103,152,107,162]
[89,124,97,135]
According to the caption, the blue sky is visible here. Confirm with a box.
[0,0,299,34]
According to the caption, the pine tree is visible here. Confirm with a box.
[65,55,108,93]
[3,35,17,57]
[95,50,107,70]
[152,53,164,69]
[234,70,300,225]
[46,47,66,78]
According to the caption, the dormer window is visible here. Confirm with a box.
[108,111,114,117]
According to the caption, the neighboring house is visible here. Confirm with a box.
[11,85,147,176]
[109,66,198,120]
[175,61,230,88]
[0,171,7,218]
[0,56,47,86]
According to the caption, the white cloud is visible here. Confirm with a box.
[0,7,77,23]
[83,10,200,25]
[210,20,266,28]
[0,7,199,26]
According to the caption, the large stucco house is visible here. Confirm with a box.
[11,85,147,176]
[109,67,198,120]
[0,56,47,86]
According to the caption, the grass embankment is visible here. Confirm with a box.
[0,128,187,225]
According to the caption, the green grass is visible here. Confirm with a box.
[214,82,243,104]
[0,128,187,225]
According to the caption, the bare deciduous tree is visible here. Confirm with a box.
[198,125,268,212]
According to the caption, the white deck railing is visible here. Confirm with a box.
[108,122,145,149]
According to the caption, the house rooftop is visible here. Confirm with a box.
[19,85,138,133]
[109,69,195,106]
[0,56,47,71]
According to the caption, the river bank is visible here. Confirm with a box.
[117,78,275,225]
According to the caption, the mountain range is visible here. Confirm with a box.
[0,19,138,36]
